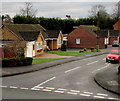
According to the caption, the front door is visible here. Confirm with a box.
[26,42,33,57]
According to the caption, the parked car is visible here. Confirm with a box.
[112,40,119,47]
[106,50,120,63]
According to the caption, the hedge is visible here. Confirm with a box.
[2,57,33,67]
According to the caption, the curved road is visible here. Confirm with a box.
[2,54,120,100]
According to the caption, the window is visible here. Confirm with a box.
[58,39,61,45]
[44,41,47,46]
[37,42,42,50]
[76,39,80,44]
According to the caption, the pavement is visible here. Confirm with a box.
[1,46,120,95]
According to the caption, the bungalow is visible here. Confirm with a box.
[67,25,105,48]
[113,20,120,30]
[96,30,119,46]
[1,24,64,58]
[1,24,47,58]
[46,30,63,50]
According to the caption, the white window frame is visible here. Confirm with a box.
[44,41,47,46]
[76,39,80,44]
[57,39,61,45]
[37,42,42,50]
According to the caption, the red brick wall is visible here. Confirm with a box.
[113,20,120,30]
[98,38,105,48]
[67,26,98,48]
[109,37,118,45]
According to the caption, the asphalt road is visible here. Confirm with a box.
[2,54,120,100]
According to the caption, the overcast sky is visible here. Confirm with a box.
[1,0,119,18]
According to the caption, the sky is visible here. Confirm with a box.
[1,0,120,19]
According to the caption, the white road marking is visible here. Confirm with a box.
[31,88,40,91]
[94,96,105,99]
[80,94,91,97]
[92,64,110,73]
[67,92,78,95]
[32,76,56,88]
[70,90,80,93]
[10,86,18,89]
[57,88,66,91]
[45,87,55,90]
[108,97,119,100]
[83,92,93,95]
[54,90,65,93]
[20,87,29,90]
[42,89,52,92]
[65,66,81,73]
[87,61,98,65]
[0,86,7,88]
[97,93,108,96]
[103,58,106,60]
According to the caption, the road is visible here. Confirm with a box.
[2,54,120,100]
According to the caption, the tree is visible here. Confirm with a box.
[89,4,109,19]
[111,1,120,20]
[20,2,37,17]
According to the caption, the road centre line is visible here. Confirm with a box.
[32,76,56,88]
[92,64,110,73]
[97,93,108,96]
[9,86,18,89]
[57,88,67,91]
[83,92,93,95]
[54,90,65,93]
[65,66,81,73]
[0,86,7,88]
[42,89,52,92]
[94,96,105,99]
[86,61,98,65]
[20,87,29,90]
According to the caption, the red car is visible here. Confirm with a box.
[106,50,120,63]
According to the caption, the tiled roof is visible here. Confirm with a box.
[96,30,119,37]
[4,24,48,41]
[47,30,61,38]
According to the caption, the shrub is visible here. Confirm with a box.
[2,57,33,67]
[83,48,87,52]
[61,44,67,51]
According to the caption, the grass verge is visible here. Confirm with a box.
[32,58,63,65]
[48,51,93,56]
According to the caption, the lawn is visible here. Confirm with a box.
[32,58,63,65]
[48,51,93,56]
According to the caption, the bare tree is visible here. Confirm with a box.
[111,1,120,19]
[20,2,37,17]
[89,4,109,18]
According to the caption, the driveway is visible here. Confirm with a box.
[33,53,73,59]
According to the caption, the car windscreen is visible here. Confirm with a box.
[110,51,120,55]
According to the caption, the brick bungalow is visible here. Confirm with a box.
[1,24,63,58]
[1,24,48,58]
[67,25,106,49]
[46,30,63,50]
[113,20,120,30]
[96,30,119,45]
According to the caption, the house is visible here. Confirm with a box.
[1,24,47,58]
[113,20,120,30]
[96,30,119,45]
[46,30,63,50]
[67,25,106,49]
[1,24,64,58]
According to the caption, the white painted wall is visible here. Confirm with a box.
[25,41,35,57]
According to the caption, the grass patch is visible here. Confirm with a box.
[32,58,63,65]
[48,51,93,56]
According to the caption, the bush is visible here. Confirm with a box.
[61,44,67,51]
[2,57,33,67]
[83,48,87,52]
